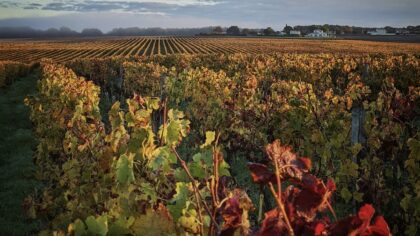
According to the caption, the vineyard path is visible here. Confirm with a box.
[0,71,43,235]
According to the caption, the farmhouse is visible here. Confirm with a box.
[290,30,301,36]
[367,28,396,36]
[306,29,329,38]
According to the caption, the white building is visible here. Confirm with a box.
[290,30,301,36]
[367,28,395,36]
[306,29,329,38]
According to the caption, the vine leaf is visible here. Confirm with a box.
[68,219,87,236]
[364,216,391,236]
[221,189,253,235]
[258,208,287,236]
[167,182,190,221]
[131,207,175,235]
[286,175,336,221]
[200,131,216,149]
[247,163,276,184]
[329,204,390,236]
[151,146,177,172]
[218,159,231,177]
[116,153,135,184]
[85,215,108,236]
[265,140,311,180]
[160,109,190,147]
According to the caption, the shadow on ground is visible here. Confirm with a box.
[0,71,43,235]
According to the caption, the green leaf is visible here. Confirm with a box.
[138,182,158,204]
[339,159,359,177]
[353,191,364,202]
[192,153,203,163]
[146,97,160,110]
[405,224,417,236]
[174,168,189,182]
[116,153,135,184]
[167,182,190,221]
[168,109,185,120]
[200,131,216,149]
[400,194,411,212]
[195,150,213,166]
[351,143,363,156]
[127,128,150,154]
[85,215,108,236]
[159,109,190,147]
[340,187,352,203]
[406,138,420,173]
[108,218,132,236]
[166,120,181,146]
[218,160,231,177]
[131,208,176,235]
[71,219,87,236]
[151,146,177,172]
[189,161,206,179]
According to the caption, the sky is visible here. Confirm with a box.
[0,0,419,31]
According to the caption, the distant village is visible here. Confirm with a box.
[205,25,419,38]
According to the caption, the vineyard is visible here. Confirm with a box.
[0,52,407,236]
[0,36,420,62]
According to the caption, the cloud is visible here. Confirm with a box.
[0,0,419,29]
[0,11,221,31]
[40,1,176,13]
[0,0,224,16]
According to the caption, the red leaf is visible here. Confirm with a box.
[258,208,287,236]
[299,157,312,170]
[329,215,363,236]
[362,216,391,236]
[314,222,326,235]
[293,187,324,221]
[326,178,336,192]
[220,189,253,236]
[358,204,375,222]
[221,198,242,231]
[247,163,276,184]
[287,175,335,221]
[329,204,384,236]
[302,221,327,236]
[265,140,311,180]
[357,204,375,234]
[300,174,326,195]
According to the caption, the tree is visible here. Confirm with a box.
[45,28,60,37]
[81,28,103,37]
[342,26,353,34]
[247,29,258,35]
[212,26,224,34]
[226,26,240,35]
[241,28,250,35]
[263,27,276,36]
[384,26,396,34]
[283,24,293,34]
[59,27,78,37]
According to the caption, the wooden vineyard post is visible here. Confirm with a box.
[350,64,368,211]
[153,75,168,138]
[116,63,124,103]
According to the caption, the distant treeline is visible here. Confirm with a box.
[0,25,419,38]
[0,26,216,38]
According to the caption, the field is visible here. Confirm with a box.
[0,36,420,62]
[0,37,419,236]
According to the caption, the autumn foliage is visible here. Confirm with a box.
[247,140,390,236]
[22,52,420,235]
